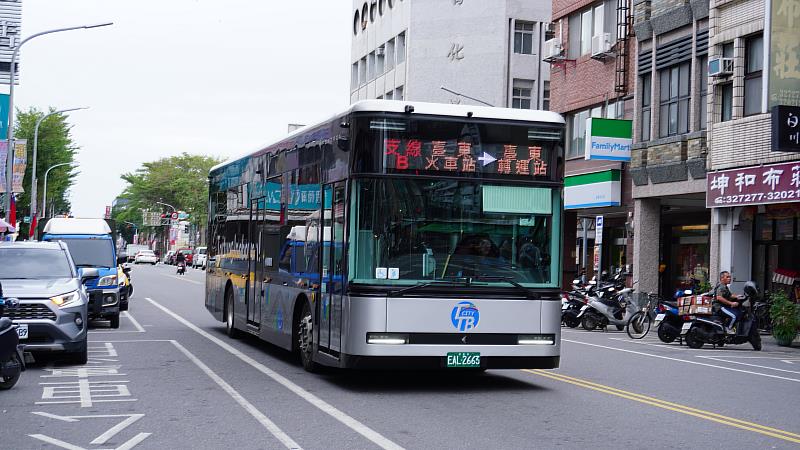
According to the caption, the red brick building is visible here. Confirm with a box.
[546,0,636,281]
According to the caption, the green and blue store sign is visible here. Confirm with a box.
[565,170,622,209]
[584,118,632,161]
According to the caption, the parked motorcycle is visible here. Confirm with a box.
[177,261,186,275]
[562,288,587,328]
[653,289,695,343]
[578,283,638,331]
[680,281,762,350]
[0,285,26,390]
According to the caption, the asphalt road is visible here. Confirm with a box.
[2,263,800,449]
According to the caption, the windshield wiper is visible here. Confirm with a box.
[389,276,538,298]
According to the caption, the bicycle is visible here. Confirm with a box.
[626,293,660,339]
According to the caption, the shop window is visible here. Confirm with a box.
[567,106,601,159]
[720,83,733,122]
[755,215,773,241]
[744,34,763,116]
[776,218,795,240]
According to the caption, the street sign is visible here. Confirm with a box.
[171,212,178,220]
[23,215,30,223]
[595,216,604,244]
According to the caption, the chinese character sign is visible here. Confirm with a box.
[771,105,800,152]
[769,0,800,107]
[0,139,26,193]
[707,161,800,207]
[383,138,551,179]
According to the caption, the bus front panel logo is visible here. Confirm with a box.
[451,301,479,332]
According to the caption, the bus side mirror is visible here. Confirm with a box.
[337,136,350,151]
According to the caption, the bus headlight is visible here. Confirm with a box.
[98,275,117,287]
[367,333,409,345]
[518,334,556,345]
[50,291,82,308]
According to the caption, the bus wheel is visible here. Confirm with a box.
[225,289,240,339]
[297,301,319,373]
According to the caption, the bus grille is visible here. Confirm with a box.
[6,303,57,321]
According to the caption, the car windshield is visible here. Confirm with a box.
[198,248,206,254]
[350,178,561,288]
[50,238,115,268]
[0,248,74,279]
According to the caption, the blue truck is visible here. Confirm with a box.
[42,218,123,328]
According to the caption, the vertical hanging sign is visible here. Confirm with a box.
[768,0,800,107]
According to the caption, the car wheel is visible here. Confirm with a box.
[65,340,88,365]
[110,314,120,329]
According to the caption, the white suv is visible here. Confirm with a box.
[192,247,207,269]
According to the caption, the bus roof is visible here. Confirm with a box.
[210,100,565,173]
[43,218,112,235]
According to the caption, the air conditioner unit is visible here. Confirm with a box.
[591,33,612,57]
[708,57,733,76]
[544,38,563,59]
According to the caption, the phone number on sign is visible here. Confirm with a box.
[713,190,800,205]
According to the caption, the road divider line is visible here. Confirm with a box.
[122,311,146,333]
[562,338,800,383]
[145,297,404,450]
[523,370,800,444]
[159,273,204,285]
[696,356,800,375]
[168,340,302,450]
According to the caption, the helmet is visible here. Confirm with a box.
[743,281,759,299]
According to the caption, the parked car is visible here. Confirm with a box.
[134,250,158,265]
[171,248,193,266]
[125,244,149,262]
[192,247,207,269]
[0,241,97,364]
[163,250,176,265]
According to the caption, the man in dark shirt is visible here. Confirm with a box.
[713,271,741,334]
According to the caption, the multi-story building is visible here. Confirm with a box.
[705,0,800,293]
[545,0,637,281]
[630,0,711,297]
[349,0,552,109]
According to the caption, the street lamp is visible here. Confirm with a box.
[155,201,176,213]
[31,107,88,217]
[3,22,113,218]
[439,86,495,107]
[42,162,78,220]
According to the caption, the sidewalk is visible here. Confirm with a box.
[759,334,800,352]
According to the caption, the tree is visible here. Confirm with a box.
[15,107,78,235]
[115,152,222,241]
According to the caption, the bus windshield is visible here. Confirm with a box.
[350,178,561,288]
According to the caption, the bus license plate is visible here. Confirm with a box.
[446,352,480,368]
[16,324,28,340]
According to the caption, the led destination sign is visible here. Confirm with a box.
[384,138,550,178]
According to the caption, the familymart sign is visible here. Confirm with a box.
[585,118,632,161]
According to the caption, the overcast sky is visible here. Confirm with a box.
[14,0,350,217]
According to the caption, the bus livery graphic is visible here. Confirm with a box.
[451,301,480,331]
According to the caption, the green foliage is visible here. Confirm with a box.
[770,289,799,344]
[14,107,78,234]
[115,152,222,228]
[698,280,712,294]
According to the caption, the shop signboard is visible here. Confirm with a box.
[771,105,800,152]
[564,170,622,209]
[768,0,800,108]
[706,161,800,208]
[584,118,632,161]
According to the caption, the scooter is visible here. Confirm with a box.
[653,289,695,343]
[578,285,638,331]
[177,261,186,275]
[680,281,762,350]
[0,285,26,390]
[562,289,587,328]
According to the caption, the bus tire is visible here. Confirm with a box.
[225,287,240,339]
[296,300,319,373]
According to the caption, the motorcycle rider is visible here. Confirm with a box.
[713,271,741,334]
[175,251,186,271]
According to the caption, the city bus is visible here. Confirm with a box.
[205,100,565,372]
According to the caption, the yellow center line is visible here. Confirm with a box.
[522,369,800,444]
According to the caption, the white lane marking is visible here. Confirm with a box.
[32,412,146,445]
[168,340,302,450]
[562,338,800,383]
[122,311,146,333]
[607,337,757,353]
[160,273,204,285]
[28,434,85,450]
[696,356,800,375]
[116,433,152,450]
[145,297,404,450]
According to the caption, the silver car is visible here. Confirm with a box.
[0,241,96,364]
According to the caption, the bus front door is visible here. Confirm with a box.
[318,182,345,356]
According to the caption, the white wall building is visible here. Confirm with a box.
[350,0,552,109]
